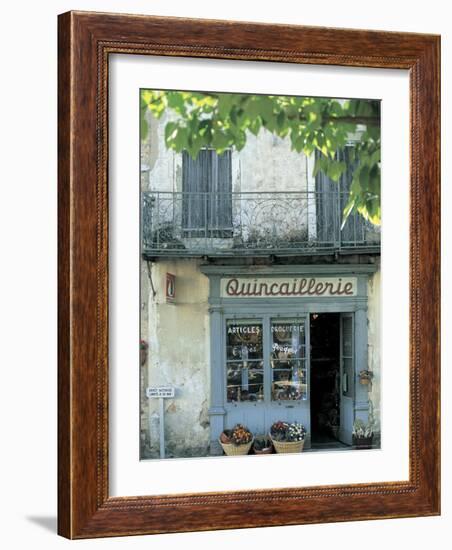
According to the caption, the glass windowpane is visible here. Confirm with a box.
[271,319,307,400]
[226,320,264,402]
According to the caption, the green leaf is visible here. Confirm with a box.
[164,122,178,142]
[341,196,356,229]
[217,95,234,118]
[248,117,262,136]
[327,160,346,182]
[172,127,188,151]
[276,110,286,129]
[312,156,326,177]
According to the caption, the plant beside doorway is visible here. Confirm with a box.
[358,369,374,385]
[352,419,374,449]
[219,424,254,456]
[270,421,307,453]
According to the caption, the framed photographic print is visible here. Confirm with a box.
[58,11,440,538]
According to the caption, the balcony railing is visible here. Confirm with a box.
[141,191,380,257]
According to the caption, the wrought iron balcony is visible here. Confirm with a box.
[141,191,380,257]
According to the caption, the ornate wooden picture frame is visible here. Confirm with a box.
[58,11,440,538]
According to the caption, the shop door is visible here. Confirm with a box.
[339,313,354,445]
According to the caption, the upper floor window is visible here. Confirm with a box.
[182,148,232,236]
[315,145,367,245]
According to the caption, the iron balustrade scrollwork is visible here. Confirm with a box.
[141,191,380,257]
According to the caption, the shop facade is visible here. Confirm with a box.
[140,109,381,459]
[141,257,380,458]
[202,264,378,454]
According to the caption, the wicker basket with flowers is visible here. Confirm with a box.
[219,424,254,456]
[270,421,307,453]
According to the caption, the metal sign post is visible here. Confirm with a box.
[146,386,175,459]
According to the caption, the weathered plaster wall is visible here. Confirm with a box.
[145,259,211,458]
[140,147,151,456]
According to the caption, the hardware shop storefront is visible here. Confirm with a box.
[143,261,380,458]
[201,264,379,454]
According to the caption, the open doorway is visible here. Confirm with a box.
[310,313,347,448]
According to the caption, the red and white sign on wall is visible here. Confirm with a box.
[165,273,176,303]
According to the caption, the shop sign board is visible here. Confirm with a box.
[220,276,357,298]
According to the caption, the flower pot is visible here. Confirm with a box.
[254,446,273,455]
[270,436,305,454]
[353,435,373,449]
[359,377,371,385]
[219,438,254,456]
[253,435,273,454]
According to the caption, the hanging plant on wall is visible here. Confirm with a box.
[358,369,374,385]
[140,340,148,366]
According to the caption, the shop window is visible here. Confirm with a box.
[182,149,232,236]
[271,319,308,401]
[225,316,308,403]
[226,319,264,402]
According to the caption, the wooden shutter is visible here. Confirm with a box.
[315,149,339,246]
[315,146,366,247]
[209,150,232,234]
[182,149,232,235]
[338,147,366,244]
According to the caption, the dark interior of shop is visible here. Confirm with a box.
[310,313,343,447]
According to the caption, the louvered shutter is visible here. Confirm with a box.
[182,149,232,235]
[315,146,366,247]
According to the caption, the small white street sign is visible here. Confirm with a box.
[146,386,176,459]
[146,386,175,399]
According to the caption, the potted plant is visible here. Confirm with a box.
[270,421,307,453]
[352,419,374,449]
[219,424,254,456]
[358,369,373,385]
[328,408,340,439]
[253,435,273,455]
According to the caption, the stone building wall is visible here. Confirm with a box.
[367,262,381,434]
